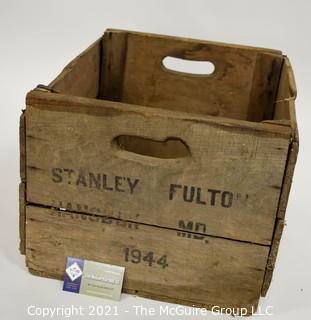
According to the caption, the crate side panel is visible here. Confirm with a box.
[120,33,282,121]
[20,112,26,182]
[26,205,269,311]
[19,111,26,254]
[276,141,299,219]
[48,39,101,98]
[261,57,298,295]
[100,31,128,100]
[247,53,283,121]
[261,140,298,296]
[106,29,282,55]
[25,102,289,245]
[261,218,284,296]
[19,182,26,254]
[274,57,298,138]
[276,57,297,101]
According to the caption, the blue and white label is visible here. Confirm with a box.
[63,257,85,293]
[63,256,125,300]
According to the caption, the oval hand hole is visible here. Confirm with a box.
[113,135,190,159]
[162,56,215,76]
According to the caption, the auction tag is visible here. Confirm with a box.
[63,256,125,301]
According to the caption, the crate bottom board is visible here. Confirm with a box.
[25,205,270,312]
[28,267,224,311]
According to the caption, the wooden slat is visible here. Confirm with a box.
[261,218,284,295]
[20,112,26,182]
[26,90,292,137]
[25,91,290,245]
[48,38,101,98]
[99,30,128,100]
[19,182,26,254]
[26,205,270,312]
[247,52,283,121]
[273,99,290,122]
[276,141,299,219]
[261,141,298,296]
[261,57,298,296]
[19,111,26,254]
[273,57,297,127]
[102,30,282,121]
[275,57,297,101]
[105,29,282,56]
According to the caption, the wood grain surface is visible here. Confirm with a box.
[19,30,299,308]
[49,38,101,98]
[100,30,283,122]
[26,205,269,312]
[261,58,298,295]
[25,91,290,245]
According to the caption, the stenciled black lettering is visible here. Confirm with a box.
[183,186,195,202]
[169,183,237,208]
[178,220,194,231]
[177,220,193,238]
[102,174,113,191]
[116,219,127,227]
[169,184,182,200]
[127,178,139,194]
[88,215,100,222]
[52,168,63,183]
[207,189,221,206]
[101,216,113,224]
[65,202,73,210]
[196,187,207,205]
[63,168,74,184]
[195,222,206,234]
[115,176,125,192]
[89,172,101,190]
[76,171,87,187]
[221,191,233,208]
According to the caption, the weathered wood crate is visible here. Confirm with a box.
[19,29,298,313]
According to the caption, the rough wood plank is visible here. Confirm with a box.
[48,38,101,98]
[21,31,299,311]
[247,53,283,121]
[108,30,283,121]
[261,218,284,296]
[276,141,299,219]
[106,29,282,56]
[25,92,290,245]
[275,57,297,101]
[99,30,128,100]
[19,111,26,254]
[19,182,26,254]
[26,205,270,312]
[261,141,298,296]
[20,111,26,182]
[26,91,292,137]
[273,99,290,122]
[261,57,298,296]
[273,57,297,125]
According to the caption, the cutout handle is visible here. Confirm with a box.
[113,135,190,159]
[162,56,215,76]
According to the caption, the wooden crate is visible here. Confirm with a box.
[19,29,298,313]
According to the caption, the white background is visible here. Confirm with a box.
[0,0,310,319]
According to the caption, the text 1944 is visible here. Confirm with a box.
[124,248,168,269]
